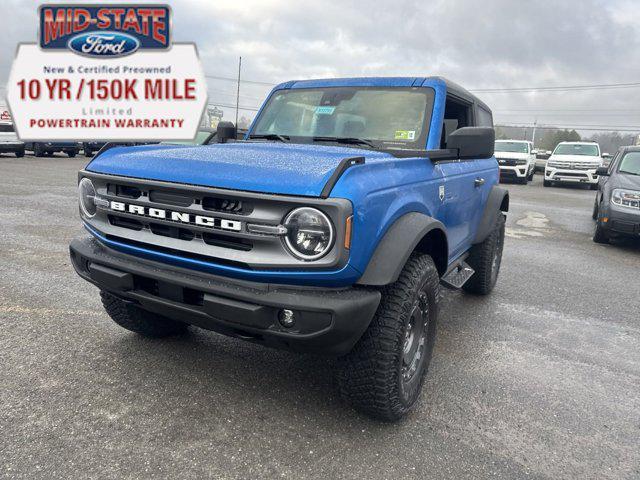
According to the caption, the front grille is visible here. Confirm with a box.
[547,161,597,170]
[497,158,517,166]
[83,171,351,271]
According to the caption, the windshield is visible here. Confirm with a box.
[251,87,434,149]
[495,141,529,153]
[553,144,600,156]
[618,152,640,176]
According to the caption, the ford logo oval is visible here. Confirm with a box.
[67,31,140,58]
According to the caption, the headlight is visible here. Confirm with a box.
[283,207,334,260]
[611,189,640,209]
[78,177,97,218]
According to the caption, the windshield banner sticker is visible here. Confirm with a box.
[6,4,206,141]
[315,106,336,115]
[394,130,415,140]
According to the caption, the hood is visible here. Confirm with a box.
[611,172,640,190]
[87,142,393,197]
[494,152,530,160]
[548,154,601,164]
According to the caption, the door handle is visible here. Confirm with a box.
[474,177,485,187]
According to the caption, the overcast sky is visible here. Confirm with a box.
[2,0,640,133]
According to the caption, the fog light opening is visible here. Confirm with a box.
[278,309,296,328]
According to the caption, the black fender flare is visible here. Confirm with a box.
[356,212,448,286]
[473,185,509,244]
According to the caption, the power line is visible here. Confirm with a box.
[470,81,640,93]
[497,122,640,132]
[205,74,276,87]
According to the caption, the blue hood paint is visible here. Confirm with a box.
[87,142,393,197]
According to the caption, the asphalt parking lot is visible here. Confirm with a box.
[1,154,639,479]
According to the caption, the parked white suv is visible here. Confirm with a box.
[494,140,536,184]
[0,122,25,158]
[544,142,602,189]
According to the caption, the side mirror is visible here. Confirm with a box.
[216,121,237,143]
[596,167,609,176]
[446,127,495,159]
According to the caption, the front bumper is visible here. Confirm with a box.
[70,236,381,356]
[499,165,528,179]
[598,203,640,237]
[545,167,598,184]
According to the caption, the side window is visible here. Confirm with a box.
[441,95,473,148]
[476,106,493,128]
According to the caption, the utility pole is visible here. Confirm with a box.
[235,56,242,127]
[532,118,538,147]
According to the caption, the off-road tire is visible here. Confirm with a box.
[593,221,610,244]
[336,254,439,422]
[100,290,188,337]
[463,212,505,295]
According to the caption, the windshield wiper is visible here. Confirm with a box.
[248,133,290,143]
[312,136,377,148]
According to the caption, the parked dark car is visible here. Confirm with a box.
[592,146,640,243]
[83,142,107,157]
[25,141,81,157]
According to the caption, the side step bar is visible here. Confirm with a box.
[440,261,475,289]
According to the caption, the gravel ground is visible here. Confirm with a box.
[1,154,639,479]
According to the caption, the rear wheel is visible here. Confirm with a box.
[463,211,505,295]
[84,148,93,157]
[15,148,25,158]
[337,253,439,421]
[100,290,189,337]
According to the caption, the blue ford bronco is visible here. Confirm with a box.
[70,77,508,421]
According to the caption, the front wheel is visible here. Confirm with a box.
[67,151,76,158]
[463,211,505,295]
[34,143,45,157]
[543,179,552,187]
[592,197,599,220]
[593,221,610,244]
[100,290,189,337]
[84,148,93,157]
[15,148,25,158]
[337,254,440,421]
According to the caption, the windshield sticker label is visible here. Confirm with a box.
[315,106,335,115]
[395,130,415,140]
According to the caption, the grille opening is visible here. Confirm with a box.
[106,234,253,269]
[109,215,144,231]
[135,275,159,296]
[202,196,252,215]
[107,184,141,199]
[202,232,253,251]
[183,288,204,306]
[149,222,195,241]
[149,189,192,207]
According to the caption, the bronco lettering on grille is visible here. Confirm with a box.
[110,201,242,232]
